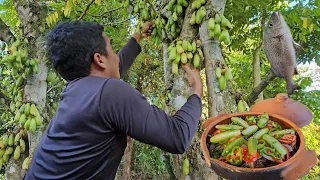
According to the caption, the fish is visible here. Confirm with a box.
[263,11,301,95]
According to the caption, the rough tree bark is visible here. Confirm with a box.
[5,1,48,179]
[0,18,13,43]
[196,0,236,179]
[0,18,13,105]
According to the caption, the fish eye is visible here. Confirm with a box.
[269,23,273,27]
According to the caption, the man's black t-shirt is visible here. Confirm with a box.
[24,37,202,180]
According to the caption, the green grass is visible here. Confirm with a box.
[299,122,320,179]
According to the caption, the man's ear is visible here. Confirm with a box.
[92,52,107,69]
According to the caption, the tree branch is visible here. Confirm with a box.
[0,18,13,43]
[77,0,96,20]
[86,6,123,17]
[102,17,134,26]
[247,71,276,106]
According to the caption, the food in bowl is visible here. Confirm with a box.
[206,113,298,168]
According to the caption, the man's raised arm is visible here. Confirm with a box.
[117,22,153,77]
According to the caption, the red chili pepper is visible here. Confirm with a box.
[243,151,260,163]
[279,134,296,145]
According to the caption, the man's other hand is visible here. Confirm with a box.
[141,21,153,38]
[182,64,203,98]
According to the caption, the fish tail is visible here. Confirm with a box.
[286,82,301,95]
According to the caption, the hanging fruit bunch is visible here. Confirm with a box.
[215,62,233,91]
[131,0,166,45]
[207,13,233,45]
[0,35,42,171]
[165,0,189,38]
[167,39,204,75]
[0,129,29,170]
[1,38,39,116]
[151,16,166,45]
[190,0,207,25]
[16,103,43,133]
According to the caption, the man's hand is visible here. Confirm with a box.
[141,21,153,38]
[132,21,153,43]
[182,64,203,98]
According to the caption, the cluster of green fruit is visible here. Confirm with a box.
[215,66,232,91]
[207,13,233,44]
[151,17,166,45]
[168,39,204,75]
[0,130,29,170]
[237,100,249,112]
[2,39,39,79]
[166,0,189,38]
[190,0,207,25]
[133,0,156,21]
[14,103,42,133]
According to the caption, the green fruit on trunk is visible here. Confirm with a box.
[5,147,13,155]
[172,12,178,21]
[237,100,247,112]
[190,12,196,25]
[2,135,8,148]
[174,53,181,64]
[24,119,31,130]
[187,52,193,60]
[216,67,222,78]
[172,62,178,75]
[192,41,197,53]
[20,139,26,153]
[192,0,201,9]
[219,75,227,90]
[225,68,233,80]
[220,14,233,29]
[176,45,184,54]
[215,13,222,23]
[29,118,37,133]
[14,145,21,160]
[193,53,200,68]
[182,40,188,51]
[183,158,190,175]
[218,30,230,43]
[213,24,221,37]
[176,4,183,14]
[208,18,215,30]
[181,53,187,64]
[22,157,30,170]
[8,134,14,146]
[169,47,177,61]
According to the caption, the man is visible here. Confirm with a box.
[25,20,203,179]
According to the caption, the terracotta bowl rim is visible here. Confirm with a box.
[201,112,306,172]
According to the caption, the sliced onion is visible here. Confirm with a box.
[262,154,274,161]
[282,144,293,152]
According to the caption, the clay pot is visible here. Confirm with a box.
[249,93,313,128]
[200,112,318,180]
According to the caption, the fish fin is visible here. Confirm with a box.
[293,40,302,54]
[286,83,301,95]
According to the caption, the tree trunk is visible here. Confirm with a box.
[252,46,263,103]
[0,18,13,43]
[5,1,48,179]
[193,0,236,179]
[200,0,236,118]
[123,136,133,180]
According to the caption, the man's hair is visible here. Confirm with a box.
[46,21,107,81]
